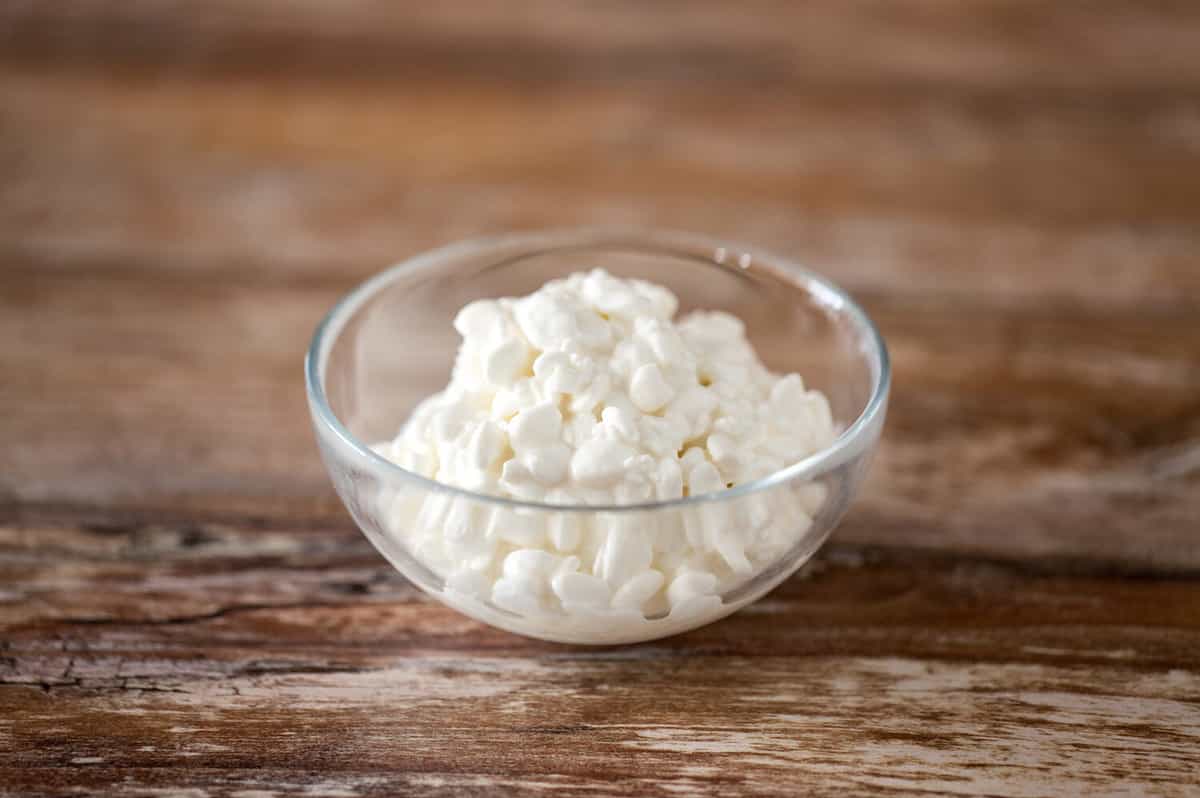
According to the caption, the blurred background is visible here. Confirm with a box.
[2,2,1198,566]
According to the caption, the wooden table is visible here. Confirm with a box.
[3,3,1199,795]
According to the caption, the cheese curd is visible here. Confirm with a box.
[373,270,835,628]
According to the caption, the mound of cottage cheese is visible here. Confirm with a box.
[373,270,835,633]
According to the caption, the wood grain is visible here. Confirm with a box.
[2,520,1198,796]
[1,2,1198,795]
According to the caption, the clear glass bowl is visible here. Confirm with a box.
[306,229,889,644]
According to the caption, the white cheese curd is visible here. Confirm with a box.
[373,269,835,638]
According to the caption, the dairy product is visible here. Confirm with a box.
[373,269,835,636]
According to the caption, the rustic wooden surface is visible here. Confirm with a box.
[2,3,1200,796]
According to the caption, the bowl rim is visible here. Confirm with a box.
[305,228,890,514]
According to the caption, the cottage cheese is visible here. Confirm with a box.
[373,270,835,636]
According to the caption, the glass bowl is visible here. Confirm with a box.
[306,229,889,644]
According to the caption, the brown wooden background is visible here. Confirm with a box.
[2,3,1199,796]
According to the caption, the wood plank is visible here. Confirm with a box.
[3,1,1200,91]
[2,657,1197,797]
[3,520,1198,661]
[3,68,1200,315]
[2,520,1198,796]
[3,266,1197,565]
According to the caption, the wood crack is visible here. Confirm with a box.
[65,599,391,629]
